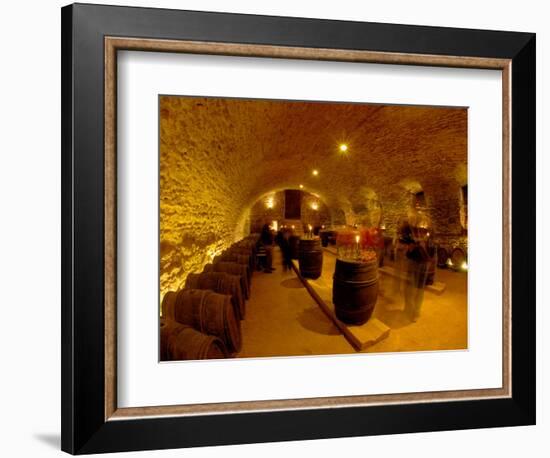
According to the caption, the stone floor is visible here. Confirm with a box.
[237,246,467,358]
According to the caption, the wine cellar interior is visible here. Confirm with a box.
[160,95,468,361]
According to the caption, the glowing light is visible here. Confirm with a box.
[265,197,274,209]
[311,202,319,211]
[271,220,278,231]
[321,225,325,229]
[291,225,295,229]
[299,184,304,189]
[461,261,468,270]
[446,258,453,267]
[312,169,319,176]
[339,143,348,153]
[308,224,312,231]
[355,235,360,244]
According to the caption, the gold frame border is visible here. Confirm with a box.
[104,37,512,421]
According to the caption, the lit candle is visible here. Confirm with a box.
[355,234,360,258]
[308,224,312,238]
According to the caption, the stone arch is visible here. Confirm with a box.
[349,186,382,228]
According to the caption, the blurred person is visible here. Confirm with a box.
[279,229,293,271]
[403,214,431,321]
[259,223,275,273]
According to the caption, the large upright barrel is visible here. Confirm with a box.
[319,230,336,248]
[332,258,379,325]
[160,318,227,361]
[163,289,242,354]
[298,238,323,279]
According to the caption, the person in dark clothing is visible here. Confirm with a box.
[394,213,430,322]
[279,230,293,271]
[260,223,275,273]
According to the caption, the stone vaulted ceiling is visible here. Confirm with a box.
[159,95,467,295]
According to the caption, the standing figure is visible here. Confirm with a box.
[403,216,431,322]
[393,216,415,296]
[279,229,293,271]
[259,223,275,273]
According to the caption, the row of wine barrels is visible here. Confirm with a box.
[333,258,379,325]
[298,238,323,279]
[214,252,252,283]
[228,248,255,272]
[232,238,258,257]
[204,262,250,300]
[289,235,300,260]
[162,288,242,354]
[436,246,467,269]
[185,271,245,319]
[160,318,227,361]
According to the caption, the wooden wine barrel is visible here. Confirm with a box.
[332,258,379,325]
[298,238,323,279]
[215,252,252,282]
[205,262,250,299]
[289,235,300,260]
[160,318,227,361]
[227,246,255,271]
[437,247,449,268]
[233,239,257,256]
[184,271,245,320]
[167,289,242,354]
[451,248,466,269]
[161,290,178,318]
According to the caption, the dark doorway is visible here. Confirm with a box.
[285,190,302,219]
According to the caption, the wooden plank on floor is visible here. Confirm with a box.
[291,260,390,352]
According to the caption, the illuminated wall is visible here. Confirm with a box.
[159,96,467,297]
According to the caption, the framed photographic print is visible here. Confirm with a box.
[61,3,536,454]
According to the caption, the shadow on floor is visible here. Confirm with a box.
[280,278,304,289]
[375,309,412,329]
[34,433,60,449]
[297,307,340,335]
[372,289,414,329]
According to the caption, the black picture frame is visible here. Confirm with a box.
[61,3,535,454]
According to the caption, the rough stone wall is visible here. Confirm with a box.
[160,97,257,297]
[159,95,468,297]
